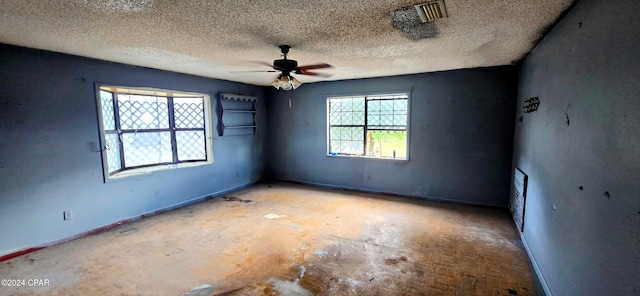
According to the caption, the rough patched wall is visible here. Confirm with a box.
[513,0,640,294]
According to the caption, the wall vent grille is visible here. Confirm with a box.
[415,0,448,23]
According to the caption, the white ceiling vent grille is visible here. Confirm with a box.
[415,0,448,23]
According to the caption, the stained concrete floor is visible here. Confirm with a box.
[0,183,534,296]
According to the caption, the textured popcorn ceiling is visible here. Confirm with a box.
[0,0,574,86]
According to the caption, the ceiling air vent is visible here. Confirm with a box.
[415,0,448,23]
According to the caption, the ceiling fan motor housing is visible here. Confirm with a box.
[273,59,298,74]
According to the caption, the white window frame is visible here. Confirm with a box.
[326,92,411,161]
[95,84,214,182]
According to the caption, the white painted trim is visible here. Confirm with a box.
[521,233,553,296]
[106,161,213,180]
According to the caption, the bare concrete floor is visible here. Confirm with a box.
[0,183,534,296]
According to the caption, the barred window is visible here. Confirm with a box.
[328,94,409,160]
[97,86,213,180]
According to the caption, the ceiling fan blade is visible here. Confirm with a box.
[296,63,333,71]
[249,61,275,68]
[230,70,278,74]
[296,70,332,78]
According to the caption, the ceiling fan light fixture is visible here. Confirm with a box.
[271,75,302,91]
[271,77,282,89]
[290,76,301,89]
[281,79,293,91]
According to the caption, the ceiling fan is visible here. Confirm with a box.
[245,45,333,90]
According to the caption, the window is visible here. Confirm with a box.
[97,86,213,179]
[327,94,409,160]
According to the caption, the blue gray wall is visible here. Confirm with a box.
[513,0,640,294]
[265,67,517,206]
[8,2,638,292]
[0,45,266,256]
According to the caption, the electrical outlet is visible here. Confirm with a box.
[63,211,73,220]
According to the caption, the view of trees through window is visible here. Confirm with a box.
[366,130,407,159]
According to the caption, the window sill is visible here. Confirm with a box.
[105,161,212,182]
[325,154,409,163]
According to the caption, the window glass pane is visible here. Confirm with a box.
[353,99,365,112]
[118,94,169,130]
[105,133,121,173]
[328,95,408,159]
[381,100,393,111]
[367,98,407,129]
[340,141,349,152]
[331,127,364,155]
[329,140,339,154]
[343,99,353,112]
[340,112,352,125]
[380,113,394,126]
[366,130,407,159]
[329,98,348,124]
[394,114,407,126]
[353,111,364,125]
[334,127,344,140]
[174,97,204,129]
[176,131,206,161]
[329,99,340,112]
[329,127,341,140]
[394,99,407,111]
[122,132,172,167]
[327,97,367,156]
[353,141,364,154]
[368,100,380,112]
[335,140,363,155]
[329,111,340,125]
[345,127,360,140]
[100,91,116,130]
[352,127,364,140]
[329,98,367,124]
[368,114,379,126]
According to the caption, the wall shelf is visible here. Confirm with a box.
[217,93,257,136]
[225,125,258,129]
